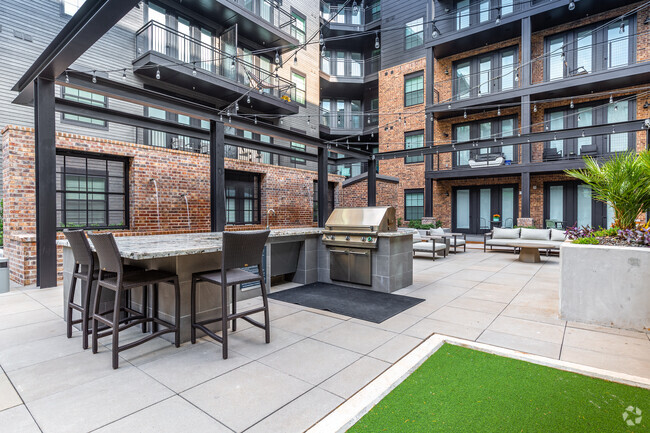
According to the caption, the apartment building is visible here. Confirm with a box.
[419,0,650,234]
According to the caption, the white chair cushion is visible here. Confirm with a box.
[550,229,566,242]
[492,227,520,239]
[449,238,466,246]
[429,228,445,236]
[520,228,551,241]
[413,242,446,252]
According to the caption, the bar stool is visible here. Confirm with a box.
[88,233,181,369]
[190,230,270,359]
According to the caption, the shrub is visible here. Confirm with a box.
[617,227,650,246]
[573,237,599,245]
[407,219,443,230]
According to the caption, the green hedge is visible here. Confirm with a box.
[407,219,443,230]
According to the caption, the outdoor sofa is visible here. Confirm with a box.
[484,227,566,255]
[399,228,450,260]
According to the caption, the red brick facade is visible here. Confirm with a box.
[1,126,342,285]
[339,178,399,210]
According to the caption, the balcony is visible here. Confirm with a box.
[320,54,380,84]
[177,0,299,49]
[134,21,299,115]
[319,108,379,137]
[320,0,381,32]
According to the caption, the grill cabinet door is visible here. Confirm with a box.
[329,249,349,282]
[348,248,371,285]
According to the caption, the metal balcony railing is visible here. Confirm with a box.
[227,0,296,35]
[135,21,296,102]
[320,0,364,26]
[319,109,379,130]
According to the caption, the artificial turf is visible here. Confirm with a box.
[348,344,650,432]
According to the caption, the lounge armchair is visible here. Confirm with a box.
[428,228,466,253]
[399,228,449,260]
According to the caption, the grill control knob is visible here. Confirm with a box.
[367,236,372,242]
[345,235,351,241]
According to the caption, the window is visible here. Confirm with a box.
[313,181,336,222]
[404,73,424,106]
[405,17,424,49]
[456,0,470,30]
[544,18,634,81]
[452,116,519,166]
[56,152,128,229]
[453,46,519,99]
[225,171,260,225]
[291,142,306,164]
[370,0,381,21]
[544,181,614,229]
[291,71,306,105]
[404,190,424,221]
[61,87,107,128]
[291,12,306,44]
[147,107,167,148]
[405,131,424,164]
[62,0,85,15]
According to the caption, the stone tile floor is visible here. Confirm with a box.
[0,249,649,432]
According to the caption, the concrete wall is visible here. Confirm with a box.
[560,242,650,332]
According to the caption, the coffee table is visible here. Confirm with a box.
[506,241,557,263]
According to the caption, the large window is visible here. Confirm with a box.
[404,72,424,106]
[405,131,424,164]
[453,46,518,99]
[544,17,635,81]
[320,51,364,77]
[62,0,85,15]
[291,71,306,105]
[61,87,107,128]
[405,17,424,49]
[452,116,518,166]
[56,152,128,229]
[544,181,614,229]
[290,142,306,164]
[290,12,306,44]
[225,171,260,225]
[404,190,424,221]
[455,0,513,30]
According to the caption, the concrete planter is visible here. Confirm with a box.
[560,242,650,331]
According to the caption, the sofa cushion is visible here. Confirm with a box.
[429,228,445,236]
[492,227,520,239]
[521,228,551,241]
[413,241,446,252]
[398,228,421,243]
[550,229,566,242]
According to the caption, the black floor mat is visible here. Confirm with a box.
[269,282,424,323]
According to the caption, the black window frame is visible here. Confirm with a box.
[290,141,307,165]
[404,189,425,221]
[60,86,109,130]
[543,16,636,81]
[290,69,307,107]
[452,45,519,100]
[543,180,613,229]
[451,115,519,167]
[453,0,518,31]
[56,150,129,230]
[225,170,261,225]
[404,130,425,164]
[290,8,307,46]
[404,71,424,107]
[405,16,424,50]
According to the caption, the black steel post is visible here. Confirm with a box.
[317,147,329,226]
[34,77,57,288]
[210,120,226,232]
[368,157,377,206]
[521,171,531,219]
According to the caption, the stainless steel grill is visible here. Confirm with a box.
[322,206,396,285]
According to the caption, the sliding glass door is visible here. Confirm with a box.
[453,185,518,234]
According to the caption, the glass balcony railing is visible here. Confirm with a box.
[227,0,296,35]
[320,55,380,78]
[320,0,380,26]
[319,109,378,130]
[135,21,296,102]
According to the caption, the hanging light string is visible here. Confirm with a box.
[434,1,650,106]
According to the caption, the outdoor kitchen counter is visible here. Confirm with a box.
[56,228,323,260]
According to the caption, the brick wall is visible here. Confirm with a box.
[1,126,342,285]
[340,178,399,209]
[377,57,427,222]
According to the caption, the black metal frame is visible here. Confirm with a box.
[404,188,425,221]
[404,129,425,164]
[404,71,425,107]
[451,183,519,234]
[224,170,261,225]
[452,45,519,100]
[405,16,425,50]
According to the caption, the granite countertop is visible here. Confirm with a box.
[57,227,410,260]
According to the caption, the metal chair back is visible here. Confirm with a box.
[87,233,124,276]
[221,230,270,271]
[63,229,94,267]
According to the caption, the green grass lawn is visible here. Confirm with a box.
[348,344,650,432]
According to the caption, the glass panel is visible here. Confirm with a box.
[350,53,362,77]
[501,118,514,160]
[606,203,615,228]
[456,189,470,229]
[501,51,515,91]
[577,184,592,227]
[479,58,491,95]
[337,100,345,128]
[575,29,592,74]
[548,185,564,222]
[577,107,593,153]
[405,17,424,49]
[177,18,191,63]
[336,52,345,76]
[608,102,628,152]
[321,99,331,126]
[148,4,166,54]
[321,51,330,74]
[479,0,490,22]
[549,111,564,156]
[405,192,424,220]
[405,133,424,163]
[63,0,85,15]
[479,122,491,154]
[502,188,514,228]
[548,36,564,81]
[405,75,424,106]
[260,0,272,23]
[608,21,629,69]
[456,0,470,29]
[456,62,471,99]
[479,188,491,230]
[201,28,215,74]
[502,0,513,15]
[292,72,306,105]
[350,100,361,128]
[455,124,470,165]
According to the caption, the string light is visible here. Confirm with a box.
[568,1,576,11]
[321,44,327,57]
[432,22,440,38]
[514,72,519,82]
[254,116,258,124]
[65,71,70,84]
[570,99,574,109]
[375,33,380,49]
[497,106,501,116]
[275,50,280,64]
[463,110,467,119]
[155,67,160,80]
[609,94,614,104]
[192,62,197,76]
[533,104,538,112]
[92,70,97,84]
[294,55,297,65]
[352,1,359,15]
[319,35,324,46]
[122,68,127,81]
[495,8,501,25]
[619,21,626,34]
[247,95,251,104]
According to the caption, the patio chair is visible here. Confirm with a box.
[88,233,180,369]
[190,230,270,359]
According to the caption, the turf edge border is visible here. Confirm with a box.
[305,335,650,433]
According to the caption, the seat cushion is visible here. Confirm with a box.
[449,238,466,246]
[196,268,261,285]
[550,229,566,242]
[102,269,177,289]
[413,242,446,252]
[429,228,445,236]
[492,227,520,239]
[486,239,517,246]
[520,228,551,241]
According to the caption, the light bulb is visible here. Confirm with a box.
[515,72,519,82]
[122,69,127,81]
[322,45,326,57]
[463,110,467,119]
[92,71,97,84]
[582,130,585,137]
[375,35,380,49]
[254,116,257,125]
[352,1,358,15]
[533,104,538,112]
[568,1,575,11]
[280,117,284,125]
[609,94,614,104]
[294,55,297,65]
[231,57,236,67]
[155,68,160,80]
[497,106,501,116]
[496,13,501,25]
[192,62,197,76]
[570,100,574,109]
[614,104,618,111]
[247,95,251,104]
[275,50,280,65]
[65,71,69,84]
[619,21,625,34]
[319,35,324,46]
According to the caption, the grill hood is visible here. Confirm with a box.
[324,206,397,233]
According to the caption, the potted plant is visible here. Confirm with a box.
[492,214,501,222]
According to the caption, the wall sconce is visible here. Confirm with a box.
[444,68,449,75]
[644,101,649,109]
[445,192,450,197]
[443,132,449,137]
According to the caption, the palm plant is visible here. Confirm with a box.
[565,150,650,229]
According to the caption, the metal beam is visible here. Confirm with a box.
[521,17,532,87]
[210,121,226,232]
[521,172,531,218]
[521,95,531,164]
[34,78,57,288]
[317,148,328,227]
[13,0,140,96]
[367,157,377,206]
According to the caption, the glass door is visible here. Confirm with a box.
[455,189,471,231]
[501,187,515,228]
[479,188,491,231]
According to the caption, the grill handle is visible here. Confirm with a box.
[348,251,369,256]
[330,249,349,254]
